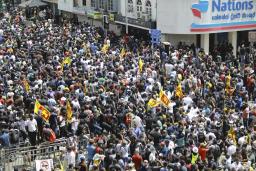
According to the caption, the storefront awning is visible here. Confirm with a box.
[19,0,48,8]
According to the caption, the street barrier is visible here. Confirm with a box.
[0,137,88,171]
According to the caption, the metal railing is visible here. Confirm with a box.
[0,137,89,171]
[115,14,156,29]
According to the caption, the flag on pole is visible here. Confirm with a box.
[34,100,50,121]
[39,105,51,121]
[175,83,184,99]
[23,79,30,92]
[61,57,72,71]
[138,57,144,73]
[34,99,41,114]
[59,159,64,171]
[63,56,71,65]
[228,126,237,145]
[226,73,231,89]
[147,98,160,108]
[101,44,109,54]
[66,100,72,123]
[120,48,126,58]
[159,89,171,107]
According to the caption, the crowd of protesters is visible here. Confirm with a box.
[0,6,256,171]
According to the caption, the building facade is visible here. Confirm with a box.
[57,0,121,34]
[116,0,157,33]
[157,0,256,55]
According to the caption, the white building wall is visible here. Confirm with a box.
[58,0,74,13]
[119,0,157,21]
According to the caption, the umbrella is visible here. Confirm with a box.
[19,0,47,8]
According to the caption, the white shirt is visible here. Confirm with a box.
[121,145,129,158]
[26,119,37,132]
[65,151,76,166]
[149,152,156,162]
[19,120,27,132]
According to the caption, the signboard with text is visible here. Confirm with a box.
[35,159,53,171]
[191,0,256,32]
[157,0,256,34]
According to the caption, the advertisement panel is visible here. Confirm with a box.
[157,0,256,34]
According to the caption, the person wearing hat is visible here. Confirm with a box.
[78,156,87,171]
[191,147,199,165]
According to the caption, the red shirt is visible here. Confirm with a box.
[132,154,143,170]
[198,146,208,161]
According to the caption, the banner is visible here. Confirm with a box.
[35,159,53,171]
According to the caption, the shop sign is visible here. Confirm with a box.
[191,0,256,32]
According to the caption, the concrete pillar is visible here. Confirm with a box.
[200,34,209,54]
[228,31,237,57]
[214,33,218,47]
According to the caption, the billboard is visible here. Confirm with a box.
[157,0,256,34]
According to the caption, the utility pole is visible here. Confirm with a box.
[125,0,128,34]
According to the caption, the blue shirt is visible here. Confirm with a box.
[0,133,10,147]
[87,144,95,160]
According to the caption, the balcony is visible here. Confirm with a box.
[73,6,90,15]
[115,14,156,30]
[42,0,58,3]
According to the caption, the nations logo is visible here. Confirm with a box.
[191,0,209,18]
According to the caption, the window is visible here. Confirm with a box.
[91,0,96,8]
[99,0,105,9]
[128,0,133,13]
[73,0,79,7]
[136,0,142,19]
[108,0,113,11]
[145,0,151,20]
[83,0,86,6]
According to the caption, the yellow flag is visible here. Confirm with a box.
[23,80,30,92]
[34,99,41,114]
[61,57,72,71]
[246,133,251,144]
[175,83,183,99]
[138,57,144,73]
[59,159,64,171]
[228,126,237,145]
[63,57,71,65]
[101,44,109,54]
[66,100,72,123]
[147,98,160,108]
[34,100,51,121]
[39,105,51,121]
[83,83,87,95]
[120,48,126,58]
[159,89,171,107]
[226,73,231,89]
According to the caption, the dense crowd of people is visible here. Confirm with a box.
[0,6,256,171]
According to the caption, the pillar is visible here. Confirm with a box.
[228,31,237,57]
[200,34,209,54]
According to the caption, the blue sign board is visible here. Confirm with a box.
[150,29,161,45]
